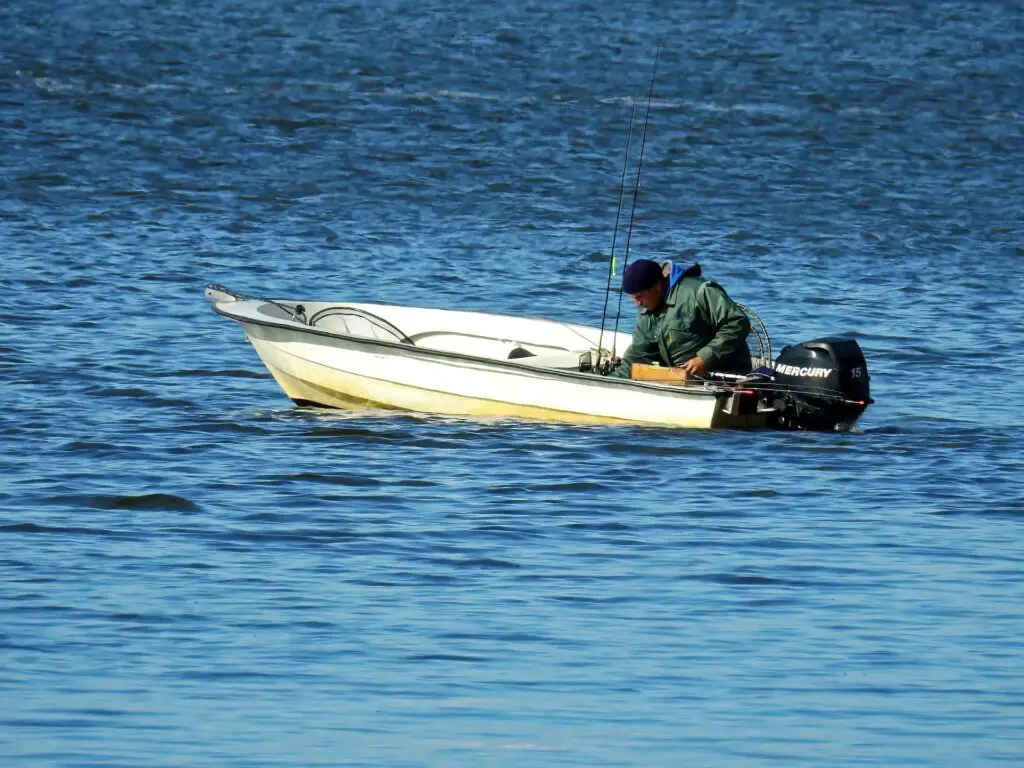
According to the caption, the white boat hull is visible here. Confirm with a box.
[209,290,769,430]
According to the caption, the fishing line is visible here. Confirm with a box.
[611,42,660,358]
[596,88,638,365]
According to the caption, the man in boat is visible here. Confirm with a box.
[608,259,752,379]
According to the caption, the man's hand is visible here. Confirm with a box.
[681,356,707,377]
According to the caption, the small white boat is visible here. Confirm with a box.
[205,285,871,431]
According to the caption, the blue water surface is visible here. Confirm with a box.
[2,1,1023,766]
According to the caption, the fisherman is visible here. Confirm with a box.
[608,259,752,379]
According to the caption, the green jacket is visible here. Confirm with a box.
[611,263,752,378]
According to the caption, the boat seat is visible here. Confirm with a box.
[410,332,584,369]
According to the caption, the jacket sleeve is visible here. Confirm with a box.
[609,321,660,378]
[694,282,751,369]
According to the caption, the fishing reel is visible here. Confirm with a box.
[578,350,620,376]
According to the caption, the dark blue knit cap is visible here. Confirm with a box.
[622,259,664,294]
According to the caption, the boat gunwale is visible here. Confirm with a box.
[213,300,731,399]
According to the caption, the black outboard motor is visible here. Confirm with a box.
[767,337,872,431]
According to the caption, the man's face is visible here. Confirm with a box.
[629,282,663,312]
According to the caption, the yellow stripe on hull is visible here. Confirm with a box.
[265,362,649,427]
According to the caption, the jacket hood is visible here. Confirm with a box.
[667,261,702,291]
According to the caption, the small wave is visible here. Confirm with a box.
[564,521,631,531]
[276,472,382,487]
[153,368,270,379]
[432,557,521,569]
[30,77,75,94]
[406,653,488,662]
[550,594,635,605]
[394,478,438,488]
[192,421,270,435]
[108,493,201,512]
[304,426,411,439]
[183,669,292,681]
[604,441,706,455]
[214,528,360,543]
[439,631,551,644]
[83,386,197,408]
[683,507,749,519]
[472,525,538,540]
[241,511,294,522]
[1,522,112,535]
[932,502,1023,519]
[15,171,70,187]
[697,572,810,587]
[437,88,499,102]
[487,484,531,497]
[534,481,610,492]
[62,440,129,455]
[47,492,200,513]
[295,620,336,629]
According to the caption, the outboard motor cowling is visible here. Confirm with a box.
[769,337,871,430]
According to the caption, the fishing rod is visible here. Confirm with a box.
[595,89,638,365]
[610,43,660,360]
